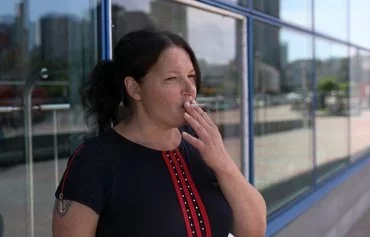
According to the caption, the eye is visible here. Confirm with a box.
[188,74,196,80]
[165,77,177,81]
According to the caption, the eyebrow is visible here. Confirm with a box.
[163,69,196,75]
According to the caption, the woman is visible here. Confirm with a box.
[52,29,266,237]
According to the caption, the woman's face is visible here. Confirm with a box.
[138,46,197,127]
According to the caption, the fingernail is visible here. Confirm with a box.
[184,101,190,107]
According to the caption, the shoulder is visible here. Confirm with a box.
[72,136,104,160]
[64,135,110,174]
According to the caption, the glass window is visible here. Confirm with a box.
[315,39,349,182]
[221,0,248,6]
[0,0,99,236]
[349,48,370,161]
[349,0,370,48]
[253,21,314,214]
[111,0,244,169]
[315,0,347,40]
[253,0,312,28]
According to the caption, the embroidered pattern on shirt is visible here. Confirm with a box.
[162,149,211,237]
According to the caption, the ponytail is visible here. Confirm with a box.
[81,60,121,134]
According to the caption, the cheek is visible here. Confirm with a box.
[146,89,177,112]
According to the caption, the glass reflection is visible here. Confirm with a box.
[349,49,370,161]
[315,0,347,40]
[315,39,349,181]
[349,0,370,48]
[112,0,244,169]
[0,0,98,236]
[253,21,314,213]
[254,0,312,28]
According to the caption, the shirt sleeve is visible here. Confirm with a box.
[55,137,112,215]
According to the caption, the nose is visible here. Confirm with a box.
[182,76,196,97]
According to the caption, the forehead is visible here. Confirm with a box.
[152,46,194,73]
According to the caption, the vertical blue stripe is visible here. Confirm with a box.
[101,0,111,60]
[100,0,106,60]
[247,17,255,184]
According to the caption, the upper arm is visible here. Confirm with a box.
[53,138,112,236]
[52,199,99,237]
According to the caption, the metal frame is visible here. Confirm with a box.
[246,16,254,184]
[21,68,72,237]
[311,0,318,187]
[23,68,48,237]
[172,0,249,179]
[101,0,112,60]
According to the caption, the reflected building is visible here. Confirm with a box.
[40,14,72,62]
[285,60,313,92]
[150,0,187,40]
[254,0,282,94]
[29,20,39,51]
[111,1,188,47]
[111,4,155,45]
[0,16,16,80]
[15,2,29,81]
[0,2,29,81]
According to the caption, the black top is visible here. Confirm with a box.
[55,126,233,237]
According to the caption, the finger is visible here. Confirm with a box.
[181,131,204,150]
[184,112,208,139]
[191,99,217,129]
[184,101,210,128]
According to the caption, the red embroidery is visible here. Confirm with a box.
[176,148,212,237]
[162,151,193,237]
[162,149,212,237]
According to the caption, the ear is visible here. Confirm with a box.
[124,76,141,101]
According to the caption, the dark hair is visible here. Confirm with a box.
[81,29,202,134]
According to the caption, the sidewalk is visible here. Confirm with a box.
[344,207,370,237]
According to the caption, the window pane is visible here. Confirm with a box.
[0,0,99,236]
[349,0,370,48]
[254,21,314,214]
[315,0,347,40]
[254,0,312,28]
[349,49,370,161]
[221,0,247,6]
[111,0,244,169]
[315,39,349,182]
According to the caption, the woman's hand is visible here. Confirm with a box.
[182,97,235,175]
[182,97,267,237]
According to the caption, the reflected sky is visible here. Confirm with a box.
[280,0,311,27]
[315,0,347,41]
[350,0,370,48]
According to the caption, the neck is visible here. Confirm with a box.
[114,115,182,151]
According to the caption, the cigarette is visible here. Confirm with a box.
[191,103,207,108]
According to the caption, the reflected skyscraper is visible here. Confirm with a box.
[111,4,155,45]
[15,2,29,81]
[40,14,71,62]
[254,0,282,93]
[150,0,187,40]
